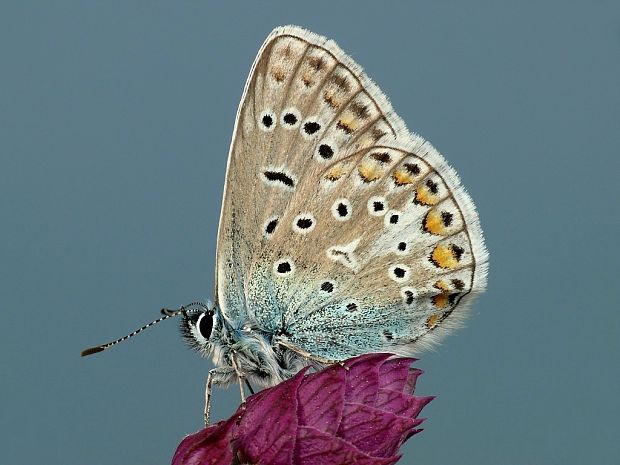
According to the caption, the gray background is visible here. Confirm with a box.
[1,1,618,464]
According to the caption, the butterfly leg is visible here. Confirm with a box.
[229,351,246,403]
[204,368,217,426]
[204,367,235,426]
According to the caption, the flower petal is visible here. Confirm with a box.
[234,367,308,465]
[378,357,421,393]
[337,402,421,457]
[172,354,432,465]
[297,363,346,434]
[376,388,434,418]
[295,426,400,465]
[344,353,392,405]
[171,418,236,465]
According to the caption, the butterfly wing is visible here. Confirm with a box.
[215,26,488,360]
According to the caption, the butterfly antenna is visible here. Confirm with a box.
[80,307,186,357]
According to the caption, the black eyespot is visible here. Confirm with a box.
[389,214,399,224]
[452,245,465,261]
[404,163,420,175]
[296,217,313,229]
[304,121,321,135]
[320,281,334,293]
[373,201,384,212]
[262,114,273,128]
[426,179,439,194]
[404,290,414,305]
[265,218,278,235]
[198,313,213,340]
[337,203,348,217]
[397,242,407,251]
[441,211,453,227]
[371,152,391,164]
[277,262,292,273]
[383,330,394,341]
[393,267,406,278]
[283,113,298,125]
[330,74,350,91]
[318,144,334,159]
[263,171,294,187]
[346,302,358,312]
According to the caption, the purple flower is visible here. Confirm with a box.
[172,354,433,465]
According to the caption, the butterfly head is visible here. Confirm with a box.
[179,301,221,356]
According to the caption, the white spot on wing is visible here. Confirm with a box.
[331,198,352,221]
[273,258,296,276]
[367,196,387,216]
[384,210,402,228]
[258,109,276,132]
[315,138,337,162]
[400,287,417,305]
[262,215,279,238]
[300,116,324,140]
[327,238,361,270]
[393,241,409,256]
[342,299,360,312]
[280,107,301,129]
[292,213,316,234]
[261,166,297,191]
[389,264,411,283]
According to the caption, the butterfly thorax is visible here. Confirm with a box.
[183,306,308,388]
[218,321,310,388]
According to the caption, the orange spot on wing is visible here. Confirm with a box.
[301,72,313,87]
[430,244,458,269]
[426,314,439,328]
[323,90,341,109]
[325,165,347,181]
[433,280,450,291]
[431,294,450,309]
[358,162,382,182]
[271,66,286,82]
[424,210,446,235]
[336,115,359,134]
[392,169,415,186]
[414,185,439,206]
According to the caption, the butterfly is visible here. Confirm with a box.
[82,25,488,424]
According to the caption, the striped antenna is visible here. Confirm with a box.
[80,307,186,357]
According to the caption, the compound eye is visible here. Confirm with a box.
[197,312,213,340]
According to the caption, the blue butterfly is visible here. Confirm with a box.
[83,26,488,425]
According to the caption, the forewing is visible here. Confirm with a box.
[216,26,488,360]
